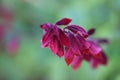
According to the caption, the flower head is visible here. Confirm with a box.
[40,21,70,57]
[40,18,108,70]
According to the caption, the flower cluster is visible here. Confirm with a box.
[40,18,108,70]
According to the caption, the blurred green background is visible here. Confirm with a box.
[0,0,120,80]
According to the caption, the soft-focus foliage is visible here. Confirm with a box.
[0,0,120,80]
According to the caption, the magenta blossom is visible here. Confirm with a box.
[40,18,108,70]
[40,19,70,57]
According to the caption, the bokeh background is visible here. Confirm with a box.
[0,0,120,80]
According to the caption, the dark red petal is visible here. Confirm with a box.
[41,29,53,47]
[66,25,88,38]
[68,32,81,56]
[71,56,83,70]
[40,23,52,32]
[83,53,91,61]
[93,52,102,59]
[90,51,107,68]
[90,58,99,69]
[56,42,64,58]
[64,47,74,65]
[88,41,102,56]
[98,51,107,65]
[88,28,95,36]
[75,35,90,55]
[59,29,70,46]
[76,34,90,50]
[53,25,59,35]
[40,23,49,29]
[56,18,72,25]
[49,36,59,54]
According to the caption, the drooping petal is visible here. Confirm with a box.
[88,28,95,36]
[49,36,59,54]
[56,18,72,25]
[75,34,90,51]
[66,25,88,38]
[68,32,81,56]
[58,29,70,46]
[90,58,98,69]
[97,51,107,65]
[83,53,92,62]
[40,23,53,32]
[64,47,74,65]
[41,29,53,47]
[71,56,83,70]
[56,41,64,58]
[53,25,59,35]
[90,51,107,68]
[88,41,102,57]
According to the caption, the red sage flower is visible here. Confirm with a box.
[40,18,108,70]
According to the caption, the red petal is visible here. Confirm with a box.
[40,23,53,32]
[71,56,83,70]
[88,41,102,56]
[90,58,98,69]
[98,51,107,65]
[66,25,88,38]
[68,32,81,56]
[49,36,59,54]
[90,51,107,68]
[83,53,91,61]
[76,34,90,51]
[41,29,53,47]
[88,28,95,36]
[64,47,74,65]
[59,29,70,46]
[56,42,64,58]
[56,18,72,25]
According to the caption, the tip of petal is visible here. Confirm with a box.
[57,50,64,58]
[88,28,95,36]
[65,58,73,65]
[56,18,72,25]
[40,24,45,29]
[93,52,102,59]
[71,56,82,70]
